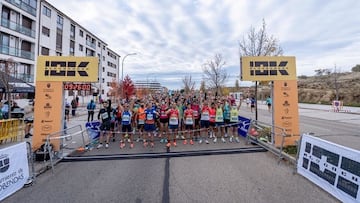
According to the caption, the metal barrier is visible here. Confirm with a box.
[246,120,289,163]
[24,141,35,187]
[43,125,88,173]
[0,119,21,143]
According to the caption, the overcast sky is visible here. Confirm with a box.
[47,0,360,90]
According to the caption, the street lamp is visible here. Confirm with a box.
[121,53,137,82]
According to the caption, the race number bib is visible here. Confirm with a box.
[101,112,109,120]
[201,111,209,120]
[138,119,144,125]
[230,115,238,122]
[185,117,193,125]
[169,117,178,125]
[216,115,224,122]
[122,115,130,122]
[147,114,154,120]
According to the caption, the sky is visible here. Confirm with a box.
[47,0,360,90]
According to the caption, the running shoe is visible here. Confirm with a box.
[181,135,185,140]
[205,139,209,144]
[127,139,131,143]
[176,135,179,139]
[235,137,240,143]
[190,140,194,145]
[213,137,217,143]
[183,140,187,145]
[96,144,103,149]
[130,143,134,149]
[221,137,226,143]
[166,142,171,148]
[150,142,154,148]
[229,136,233,143]
[136,137,140,142]
[173,141,177,147]
[199,139,203,144]
[120,142,125,149]
[105,143,109,148]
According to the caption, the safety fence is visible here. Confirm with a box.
[0,119,21,144]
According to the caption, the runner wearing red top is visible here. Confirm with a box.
[166,102,179,147]
[209,102,216,140]
[200,100,210,144]
[183,103,194,145]
[159,100,169,143]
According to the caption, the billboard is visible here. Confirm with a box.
[241,56,296,81]
[36,56,99,82]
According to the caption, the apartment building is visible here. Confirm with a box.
[134,80,163,93]
[0,0,120,100]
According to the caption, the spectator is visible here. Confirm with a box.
[266,96,272,112]
[2,101,9,119]
[71,98,77,116]
[87,99,96,122]
[65,101,70,122]
[250,97,256,113]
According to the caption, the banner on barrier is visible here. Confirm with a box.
[238,116,251,137]
[0,142,29,201]
[297,134,360,203]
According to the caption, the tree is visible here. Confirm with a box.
[351,64,360,72]
[200,80,206,93]
[202,53,228,96]
[122,75,135,100]
[0,58,16,119]
[238,19,283,120]
[182,75,196,94]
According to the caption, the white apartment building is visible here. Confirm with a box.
[0,0,120,101]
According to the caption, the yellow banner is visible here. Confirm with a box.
[32,81,64,151]
[273,80,300,147]
[241,56,296,81]
[36,56,99,82]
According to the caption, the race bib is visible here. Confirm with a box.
[201,111,209,120]
[185,117,193,125]
[216,116,224,122]
[193,111,199,117]
[122,115,130,122]
[147,114,154,120]
[230,115,238,122]
[169,117,178,125]
[138,119,144,125]
[101,112,109,120]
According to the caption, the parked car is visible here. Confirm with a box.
[11,107,25,119]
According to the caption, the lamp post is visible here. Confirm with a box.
[121,53,137,82]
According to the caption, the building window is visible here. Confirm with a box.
[98,42,101,47]
[79,29,83,37]
[70,24,75,39]
[70,40,75,56]
[41,47,49,55]
[103,67,105,72]
[57,15,63,29]
[56,29,62,51]
[42,5,51,17]
[79,44,83,51]
[103,56,105,61]
[42,26,50,37]
[102,78,105,83]
[56,52,62,56]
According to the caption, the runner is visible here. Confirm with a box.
[97,100,112,149]
[113,103,122,142]
[159,99,169,143]
[135,102,145,142]
[223,100,231,138]
[229,102,241,143]
[214,101,225,143]
[199,100,210,144]
[183,103,194,145]
[166,102,179,147]
[144,102,159,148]
[120,103,133,149]
[191,99,201,141]
[209,102,216,143]
[177,100,185,140]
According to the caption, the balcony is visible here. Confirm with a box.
[12,73,34,83]
[86,40,96,49]
[4,0,37,17]
[1,18,36,38]
[0,45,35,60]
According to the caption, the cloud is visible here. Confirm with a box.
[47,0,360,90]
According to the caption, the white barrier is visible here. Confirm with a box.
[0,142,29,201]
[297,134,360,203]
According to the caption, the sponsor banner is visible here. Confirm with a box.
[298,134,360,202]
[36,56,99,82]
[0,142,29,201]
[238,116,251,137]
[273,80,300,146]
[241,56,296,81]
[33,81,64,151]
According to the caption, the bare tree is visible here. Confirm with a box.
[235,79,240,90]
[202,53,228,95]
[182,75,196,94]
[200,80,206,93]
[238,19,283,120]
[239,19,283,57]
[0,58,16,119]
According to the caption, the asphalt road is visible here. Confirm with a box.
[5,104,359,203]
